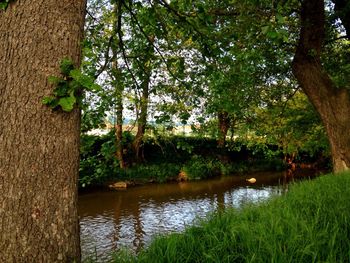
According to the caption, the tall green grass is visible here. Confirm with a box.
[114,172,350,262]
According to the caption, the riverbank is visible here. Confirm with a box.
[81,158,288,191]
[79,133,329,189]
[112,171,350,262]
[81,157,322,193]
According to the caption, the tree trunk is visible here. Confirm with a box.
[133,40,153,163]
[112,1,125,169]
[217,111,230,148]
[292,0,350,172]
[133,81,150,162]
[0,0,86,262]
[115,93,125,168]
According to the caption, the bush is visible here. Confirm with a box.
[120,163,181,183]
[218,159,286,176]
[79,131,120,187]
[181,156,220,180]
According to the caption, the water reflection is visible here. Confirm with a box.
[78,170,316,262]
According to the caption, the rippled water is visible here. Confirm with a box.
[78,170,316,262]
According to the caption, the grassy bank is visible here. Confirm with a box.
[113,172,350,262]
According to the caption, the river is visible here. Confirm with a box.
[78,169,317,262]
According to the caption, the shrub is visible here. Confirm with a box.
[181,156,220,180]
[120,163,181,183]
[79,132,119,187]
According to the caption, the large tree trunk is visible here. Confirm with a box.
[292,0,350,172]
[0,0,86,262]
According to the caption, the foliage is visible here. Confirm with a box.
[82,0,196,148]
[79,131,119,187]
[322,24,350,89]
[79,133,182,186]
[120,163,181,183]
[142,135,217,164]
[123,171,350,263]
[0,0,14,10]
[219,159,286,176]
[79,131,326,188]
[175,139,194,154]
[243,91,330,161]
[81,0,347,176]
[43,58,100,112]
[181,155,220,180]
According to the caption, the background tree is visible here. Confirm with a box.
[0,0,86,261]
[292,0,350,172]
[83,0,194,165]
[179,0,349,172]
[80,0,348,180]
[248,91,329,163]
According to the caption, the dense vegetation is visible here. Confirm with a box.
[78,0,348,188]
[79,128,329,188]
[73,0,350,259]
[1,0,349,262]
[113,171,350,263]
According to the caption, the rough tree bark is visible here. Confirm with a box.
[0,0,86,262]
[292,0,350,172]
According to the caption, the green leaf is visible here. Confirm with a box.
[42,96,56,105]
[261,25,270,34]
[58,96,76,112]
[53,83,70,97]
[60,58,74,76]
[0,3,8,10]
[70,69,101,91]
[266,30,279,39]
[69,68,83,80]
[276,14,285,24]
[48,76,61,85]
[90,83,102,92]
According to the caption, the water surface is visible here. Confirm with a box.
[78,169,316,261]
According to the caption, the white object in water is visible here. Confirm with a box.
[246,178,256,183]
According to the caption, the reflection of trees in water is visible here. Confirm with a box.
[80,170,318,260]
[111,194,144,252]
[223,187,276,209]
[81,188,279,259]
[217,192,225,211]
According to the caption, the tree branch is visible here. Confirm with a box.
[122,0,189,86]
